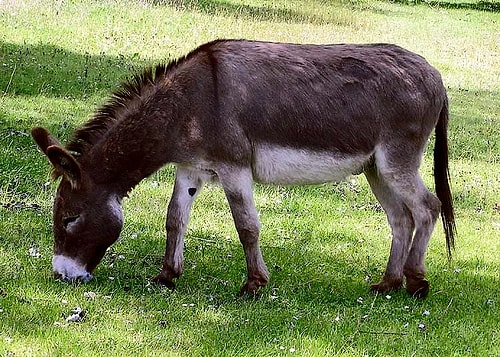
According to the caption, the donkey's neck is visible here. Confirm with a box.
[86,91,183,196]
[75,58,213,196]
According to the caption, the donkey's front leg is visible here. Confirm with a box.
[218,166,269,296]
[154,166,207,289]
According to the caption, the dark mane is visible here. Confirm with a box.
[65,62,175,156]
[65,39,230,157]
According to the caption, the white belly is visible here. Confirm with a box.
[252,145,371,185]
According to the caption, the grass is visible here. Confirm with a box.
[0,0,499,355]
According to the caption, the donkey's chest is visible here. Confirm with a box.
[252,145,372,185]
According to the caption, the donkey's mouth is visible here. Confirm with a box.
[52,255,93,283]
[54,271,93,284]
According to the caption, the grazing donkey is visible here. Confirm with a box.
[32,39,455,299]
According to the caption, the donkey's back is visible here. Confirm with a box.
[177,41,447,183]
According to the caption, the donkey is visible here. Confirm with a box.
[32,39,455,299]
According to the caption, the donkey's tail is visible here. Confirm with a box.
[434,95,456,258]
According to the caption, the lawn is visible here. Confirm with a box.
[0,0,499,356]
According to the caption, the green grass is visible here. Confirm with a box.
[1,0,499,355]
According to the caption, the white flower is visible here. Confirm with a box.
[66,314,82,322]
[289,347,296,353]
[422,310,430,316]
[418,323,426,330]
[65,307,86,322]
[357,296,364,304]
[28,247,41,258]
[385,295,391,300]
[84,291,97,299]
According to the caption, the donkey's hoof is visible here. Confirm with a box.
[152,274,176,290]
[238,280,266,297]
[406,279,429,299]
[370,278,403,293]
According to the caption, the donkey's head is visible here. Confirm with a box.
[32,127,124,283]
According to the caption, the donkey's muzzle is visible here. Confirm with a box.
[52,255,93,284]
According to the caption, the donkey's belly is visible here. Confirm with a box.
[252,145,372,185]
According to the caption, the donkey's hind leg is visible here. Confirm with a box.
[217,166,269,296]
[364,165,415,293]
[375,149,441,298]
[401,177,441,298]
[154,166,209,289]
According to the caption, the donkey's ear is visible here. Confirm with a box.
[46,145,82,186]
[31,127,62,154]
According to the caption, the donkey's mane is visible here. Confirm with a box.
[64,40,232,156]
[65,61,180,156]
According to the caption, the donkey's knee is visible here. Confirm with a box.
[414,191,441,225]
[236,221,261,245]
[424,192,441,223]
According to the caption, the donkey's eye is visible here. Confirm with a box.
[62,215,80,229]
